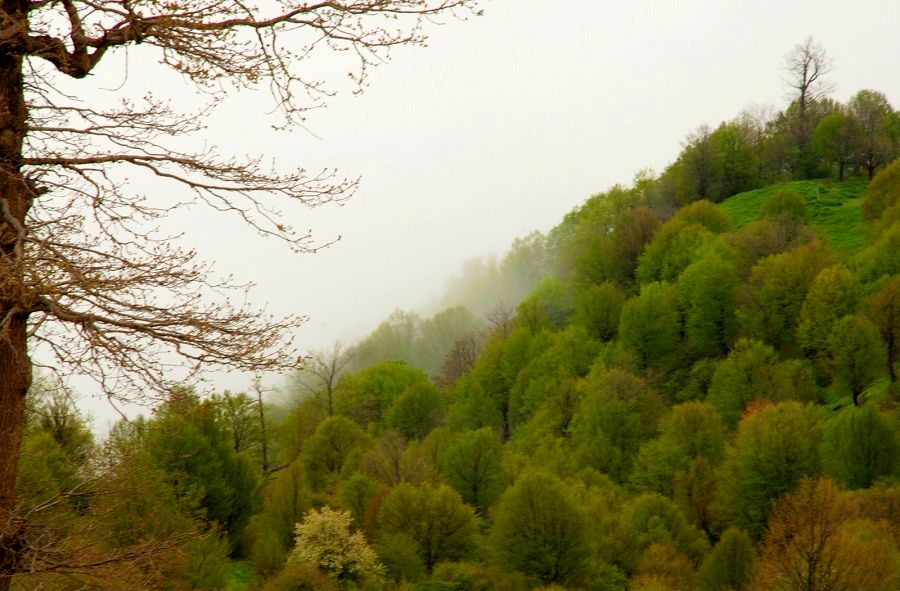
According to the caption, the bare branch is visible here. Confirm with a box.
[1,4,479,582]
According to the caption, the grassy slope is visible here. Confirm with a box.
[223,561,252,591]
[719,179,869,252]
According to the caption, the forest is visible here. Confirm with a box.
[12,42,900,590]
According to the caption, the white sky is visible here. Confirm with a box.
[60,0,900,429]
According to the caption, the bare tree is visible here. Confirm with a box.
[251,375,271,475]
[784,37,834,121]
[0,0,479,586]
[437,331,483,388]
[782,38,834,177]
[290,341,355,416]
[485,301,514,337]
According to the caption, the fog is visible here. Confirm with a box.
[58,0,900,429]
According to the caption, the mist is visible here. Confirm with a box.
[62,0,900,430]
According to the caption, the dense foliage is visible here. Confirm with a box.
[13,56,900,591]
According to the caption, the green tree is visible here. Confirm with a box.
[563,185,648,286]
[667,191,735,234]
[446,373,504,433]
[711,121,763,199]
[426,561,533,591]
[508,325,599,428]
[866,274,900,382]
[248,460,311,575]
[213,390,263,455]
[440,428,506,515]
[716,402,823,537]
[759,188,810,227]
[334,360,430,427]
[727,217,813,274]
[340,473,378,527]
[259,563,339,591]
[25,377,94,466]
[848,89,897,179]
[497,231,549,303]
[606,206,662,287]
[679,255,739,359]
[276,397,328,467]
[796,265,863,357]
[630,402,728,496]
[351,309,422,370]
[705,339,781,424]
[664,121,762,205]
[618,282,680,368]
[675,125,717,202]
[821,404,898,489]
[637,200,731,284]
[490,472,594,586]
[374,531,426,583]
[827,314,888,406]
[518,375,584,440]
[608,493,709,575]
[385,382,446,439]
[574,281,626,342]
[572,369,666,481]
[859,223,900,282]
[450,327,552,440]
[674,457,719,536]
[813,109,860,180]
[695,527,757,591]
[737,241,833,354]
[860,158,900,223]
[302,416,370,490]
[378,483,479,571]
[83,450,232,590]
[146,393,260,545]
[515,277,575,332]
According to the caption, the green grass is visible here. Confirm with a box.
[223,561,253,591]
[719,179,869,252]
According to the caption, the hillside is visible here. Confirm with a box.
[13,65,900,590]
[719,179,869,251]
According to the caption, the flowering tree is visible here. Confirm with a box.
[292,506,383,583]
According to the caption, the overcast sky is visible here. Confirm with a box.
[66,0,900,428]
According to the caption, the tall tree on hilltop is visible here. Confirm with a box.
[0,1,479,586]
[783,38,834,178]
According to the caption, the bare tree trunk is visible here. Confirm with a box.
[0,322,30,591]
[0,23,33,588]
[252,378,269,476]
